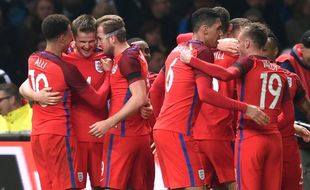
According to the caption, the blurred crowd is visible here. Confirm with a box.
[0,0,310,85]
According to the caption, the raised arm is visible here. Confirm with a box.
[180,49,252,81]
[195,72,270,125]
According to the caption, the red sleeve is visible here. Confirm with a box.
[195,74,247,112]
[62,63,110,109]
[176,33,193,44]
[278,100,294,128]
[189,56,242,81]
[119,48,142,84]
[149,69,165,117]
[294,79,307,105]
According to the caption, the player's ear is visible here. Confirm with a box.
[300,44,305,51]
[245,39,250,49]
[227,23,233,34]
[59,34,67,44]
[203,25,209,35]
[109,35,116,44]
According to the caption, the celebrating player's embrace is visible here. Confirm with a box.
[18,4,310,190]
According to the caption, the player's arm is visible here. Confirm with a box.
[294,123,310,142]
[195,72,269,125]
[277,82,294,128]
[217,38,239,53]
[180,49,253,81]
[64,63,110,109]
[19,79,62,105]
[89,50,148,138]
[149,67,165,117]
[89,79,147,138]
[176,33,239,53]
[293,79,310,121]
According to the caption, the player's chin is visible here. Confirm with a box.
[82,51,92,58]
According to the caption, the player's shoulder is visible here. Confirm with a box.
[275,53,293,64]
[93,51,107,60]
[119,45,140,65]
[188,40,211,54]
[62,51,76,62]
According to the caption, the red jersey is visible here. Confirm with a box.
[149,67,165,118]
[28,51,97,136]
[277,44,310,96]
[63,51,109,142]
[193,51,239,140]
[154,40,214,135]
[235,56,290,139]
[108,46,150,136]
[280,71,306,137]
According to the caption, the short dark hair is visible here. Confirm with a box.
[301,30,310,48]
[96,15,127,42]
[42,14,71,41]
[191,8,220,33]
[213,6,230,34]
[72,14,96,37]
[267,29,279,50]
[127,37,145,44]
[0,83,21,104]
[230,18,251,35]
[241,22,268,49]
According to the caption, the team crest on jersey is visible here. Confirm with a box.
[198,169,205,180]
[111,64,118,74]
[95,60,104,73]
[77,172,83,182]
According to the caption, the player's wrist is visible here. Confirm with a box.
[106,117,117,129]
[33,92,39,102]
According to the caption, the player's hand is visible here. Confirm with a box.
[151,142,157,155]
[245,105,270,125]
[89,119,115,138]
[180,47,193,64]
[100,58,113,72]
[140,101,153,119]
[34,87,62,106]
[294,124,310,142]
[217,38,239,54]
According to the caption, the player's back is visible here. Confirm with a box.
[63,51,108,142]
[279,71,300,138]
[109,46,149,136]
[236,56,288,138]
[155,40,212,135]
[194,51,238,140]
[28,51,74,136]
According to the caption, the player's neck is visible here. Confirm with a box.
[45,43,63,57]
[244,48,264,58]
[192,33,202,42]
[114,42,130,57]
